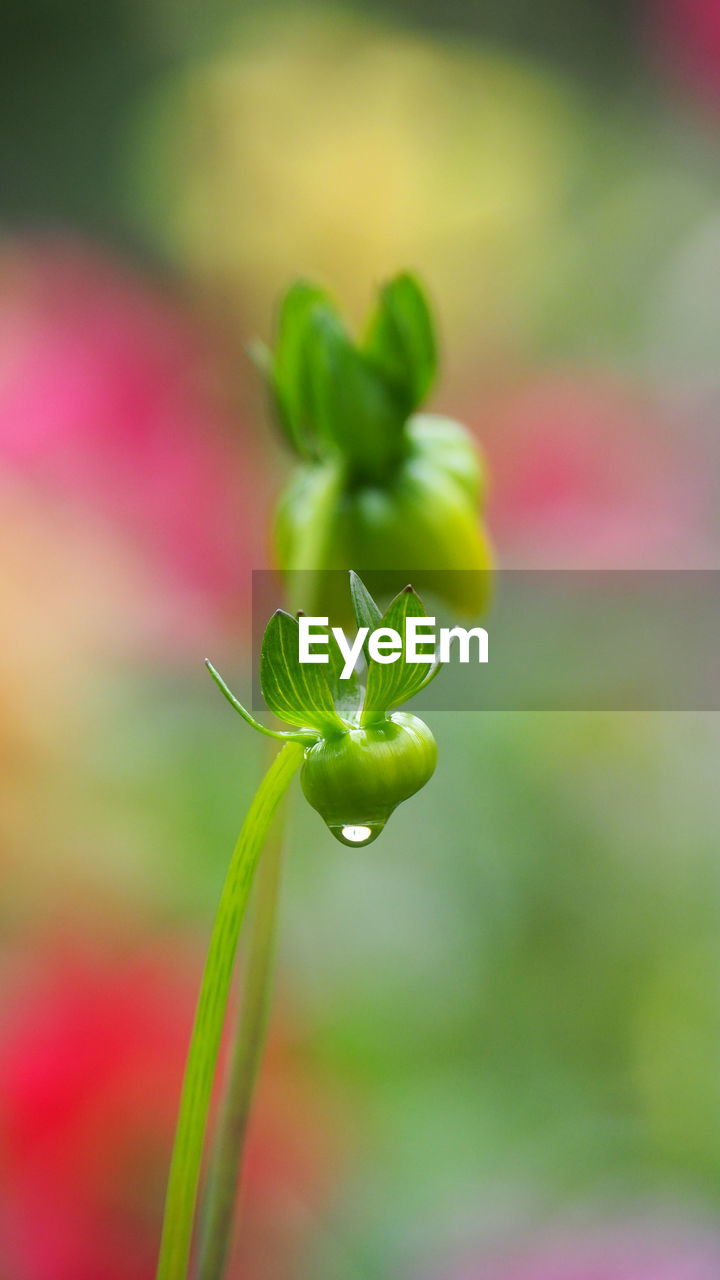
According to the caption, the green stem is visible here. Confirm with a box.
[155,741,303,1280]
[195,822,284,1280]
[192,467,343,1280]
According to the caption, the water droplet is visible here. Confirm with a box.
[331,822,384,848]
[341,825,372,844]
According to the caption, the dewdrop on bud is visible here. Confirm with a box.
[206,573,445,849]
[300,713,437,847]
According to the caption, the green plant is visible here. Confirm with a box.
[155,574,440,1280]
[156,274,490,1280]
[210,573,440,847]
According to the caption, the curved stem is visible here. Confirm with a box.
[195,823,284,1280]
[155,741,303,1280]
[193,475,343,1280]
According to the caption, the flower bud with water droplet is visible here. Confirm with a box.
[206,574,442,848]
[300,712,437,846]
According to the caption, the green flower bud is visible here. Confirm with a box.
[300,712,437,846]
[261,275,493,618]
[206,573,441,847]
[407,413,486,508]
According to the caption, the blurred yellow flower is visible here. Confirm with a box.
[140,8,580,366]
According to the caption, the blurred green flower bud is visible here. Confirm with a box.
[256,274,492,618]
[206,573,439,847]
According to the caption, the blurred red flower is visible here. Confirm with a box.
[472,374,711,568]
[0,238,270,623]
[0,944,336,1280]
[651,0,720,108]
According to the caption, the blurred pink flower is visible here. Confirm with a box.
[651,0,720,108]
[470,373,712,568]
[442,1221,720,1280]
[0,238,270,623]
[0,944,337,1280]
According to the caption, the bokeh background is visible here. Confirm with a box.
[2,1,720,1277]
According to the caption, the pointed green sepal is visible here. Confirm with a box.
[361,583,440,725]
[325,628,364,722]
[205,661,319,744]
[260,609,348,736]
[270,281,332,459]
[306,306,406,480]
[364,272,437,416]
[348,570,382,663]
